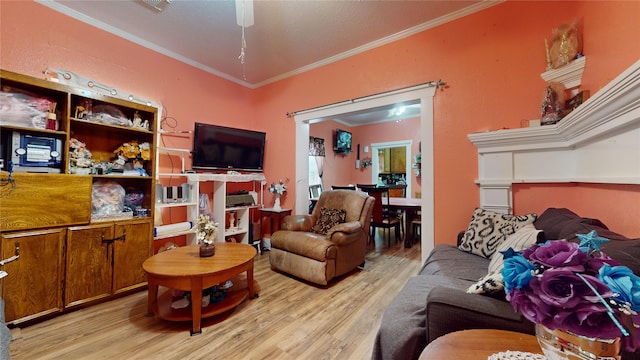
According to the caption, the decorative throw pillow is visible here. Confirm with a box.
[311,207,346,235]
[459,208,537,258]
[467,224,542,294]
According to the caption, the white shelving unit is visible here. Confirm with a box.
[193,173,266,244]
[154,169,266,246]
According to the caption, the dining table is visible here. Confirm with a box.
[386,197,421,248]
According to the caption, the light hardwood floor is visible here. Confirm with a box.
[9,235,421,360]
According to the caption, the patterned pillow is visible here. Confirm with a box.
[311,207,346,235]
[467,224,542,294]
[459,208,537,258]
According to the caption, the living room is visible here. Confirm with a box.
[1,0,639,359]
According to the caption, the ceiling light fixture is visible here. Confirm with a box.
[141,0,171,12]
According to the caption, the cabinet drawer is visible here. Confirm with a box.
[1,173,92,232]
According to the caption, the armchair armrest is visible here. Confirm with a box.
[282,215,315,232]
[327,221,364,245]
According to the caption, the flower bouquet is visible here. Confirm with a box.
[502,230,639,356]
[268,178,288,210]
[197,214,218,245]
[268,178,288,195]
[197,214,218,257]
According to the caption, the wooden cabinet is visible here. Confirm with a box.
[0,69,157,325]
[66,220,152,307]
[1,229,65,324]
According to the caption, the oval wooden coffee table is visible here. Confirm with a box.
[419,329,542,359]
[143,243,257,335]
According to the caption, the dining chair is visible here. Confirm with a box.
[361,186,401,247]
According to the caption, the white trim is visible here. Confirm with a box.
[294,84,437,262]
[469,60,640,213]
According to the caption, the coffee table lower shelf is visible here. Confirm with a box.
[153,279,250,322]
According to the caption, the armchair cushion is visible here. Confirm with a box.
[311,207,346,235]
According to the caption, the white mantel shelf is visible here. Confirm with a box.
[468,59,640,213]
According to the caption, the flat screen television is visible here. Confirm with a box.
[334,128,352,154]
[192,123,266,172]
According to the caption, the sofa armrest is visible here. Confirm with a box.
[327,221,363,245]
[426,286,534,342]
[282,215,315,232]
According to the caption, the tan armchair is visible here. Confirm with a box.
[269,190,374,285]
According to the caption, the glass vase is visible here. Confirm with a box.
[535,324,621,360]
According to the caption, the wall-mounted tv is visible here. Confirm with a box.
[192,123,266,172]
[334,128,352,154]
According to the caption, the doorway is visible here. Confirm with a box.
[293,83,436,261]
[371,140,412,196]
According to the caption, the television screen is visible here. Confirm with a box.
[192,123,266,172]
[334,128,352,154]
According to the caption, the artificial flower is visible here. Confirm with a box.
[269,178,288,195]
[503,234,640,352]
[113,141,151,161]
[197,214,218,245]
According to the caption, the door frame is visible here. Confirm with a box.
[293,83,436,261]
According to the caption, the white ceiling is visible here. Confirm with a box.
[39,0,497,125]
[40,0,495,89]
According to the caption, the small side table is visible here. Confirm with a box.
[419,329,542,359]
[259,207,292,250]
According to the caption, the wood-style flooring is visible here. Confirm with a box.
[9,233,421,360]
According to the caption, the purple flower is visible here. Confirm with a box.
[554,302,623,339]
[505,238,639,351]
[534,269,613,308]
[598,264,640,312]
[528,240,587,272]
[502,254,535,293]
[507,285,556,324]
[585,252,621,274]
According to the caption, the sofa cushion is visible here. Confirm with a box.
[421,244,490,281]
[467,224,542,294]
[459,208,537,258]
[311,207,346,235]
[533,207,580,239]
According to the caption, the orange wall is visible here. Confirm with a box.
[2,1,639,243]
[250,1,640,241]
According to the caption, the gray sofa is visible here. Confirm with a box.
[372,208,640,360]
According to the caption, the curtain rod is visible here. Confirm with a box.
[285,79,445,117]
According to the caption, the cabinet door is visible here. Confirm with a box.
[112,220,152,293]
[65,224,114,307]
[1,228,65,324]
[390,147,406,173]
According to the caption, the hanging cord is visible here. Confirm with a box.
[237,0,248,80]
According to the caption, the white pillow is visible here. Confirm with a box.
[459,208,537,259]
[467,224,542,294]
